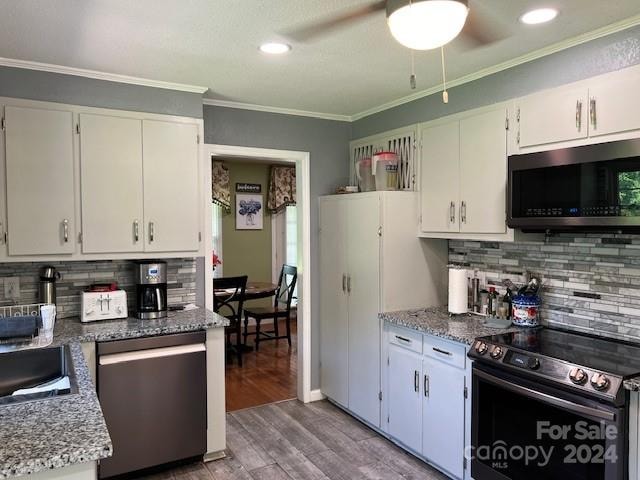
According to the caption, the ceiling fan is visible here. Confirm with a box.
[283,0,506,51]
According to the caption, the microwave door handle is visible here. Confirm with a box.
[474,369,616,422]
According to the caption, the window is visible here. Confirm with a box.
[285,206,297,267]
[212,204,223,278]
[618,170,640,210]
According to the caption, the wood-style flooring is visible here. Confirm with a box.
[135,399,447,480]
[225,319,298,412]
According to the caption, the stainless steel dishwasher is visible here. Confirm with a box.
[97,331,207,479]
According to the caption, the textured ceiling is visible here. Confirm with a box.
[0,0,638,117]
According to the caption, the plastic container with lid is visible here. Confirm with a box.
[355,157,375,192]
[512,295,541,327]
[372,152,399,191]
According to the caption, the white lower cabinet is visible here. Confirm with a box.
[384,324,469,480]
[387,343,423,453]
[422,356,466,479]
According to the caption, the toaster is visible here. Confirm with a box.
[81,290,128,323]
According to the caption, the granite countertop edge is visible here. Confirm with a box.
[0,308,228,479]
[0,343,112,479]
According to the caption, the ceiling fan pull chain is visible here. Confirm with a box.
[409,50,416,90]
[441,46,449,104]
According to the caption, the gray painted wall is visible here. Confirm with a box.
[204,105,351,389]
[353,25,640,138]
[0,66,203,118]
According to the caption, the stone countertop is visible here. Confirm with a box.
[0,307,227,479]
[0,343,112,479]
[380,307,523,345]
[624,377,640,392]
[53,307,228,345]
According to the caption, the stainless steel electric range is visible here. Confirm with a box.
[468,327,640,480]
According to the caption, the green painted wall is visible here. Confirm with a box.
[221,161,272,307]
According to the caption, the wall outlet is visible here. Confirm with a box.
[4,277,20,301]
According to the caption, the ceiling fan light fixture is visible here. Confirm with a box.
[519,8,558,25]
[259,42,292,55]
[387,0,469,50]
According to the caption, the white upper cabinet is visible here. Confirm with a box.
[419,106,508,238]
[142,120,199,252]
[588,67,640,138]
[420,122,460,233]
[4,106,75,255]
[459,108,508,234]
[517,85,588,148]
[80,114,144,253]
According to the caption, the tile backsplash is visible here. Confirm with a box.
[449,234,640,342]
[0,259,197,319]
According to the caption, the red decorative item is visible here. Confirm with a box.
[212,252,222,269]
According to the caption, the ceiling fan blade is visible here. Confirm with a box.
[458,2,510,48]
[282,1,387,42]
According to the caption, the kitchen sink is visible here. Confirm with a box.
[0,345,78,406]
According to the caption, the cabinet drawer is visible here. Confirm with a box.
[423,335,466,369]
[388,324,422,354]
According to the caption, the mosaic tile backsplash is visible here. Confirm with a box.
[0,259,197,319]
[449,234,640,342]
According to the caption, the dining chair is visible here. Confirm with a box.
[213,275,248,366]
[243,265,297,351]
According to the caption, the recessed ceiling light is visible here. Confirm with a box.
[259,42,291,55]
[520,7,559,25]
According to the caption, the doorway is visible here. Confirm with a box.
[202,144,312,409]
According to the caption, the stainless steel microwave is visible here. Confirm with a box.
[507,139,640,231]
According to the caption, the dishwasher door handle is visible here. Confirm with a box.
[99,343,205,365]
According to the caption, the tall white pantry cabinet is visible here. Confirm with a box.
[319,191,447,428]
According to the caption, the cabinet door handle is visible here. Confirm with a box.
[63,219,69,243]
[347,275,351,294]
[134,220,140,242]
[395,335,411,344]
[576,100,582,131]
[590,98,597,129]
[424,374,430,398]
[433,347,452,356]
[342,274,347,293]
[450,201,456,223]
[414,370,420,393]
[461,201,467,224]
[149,222,155,242]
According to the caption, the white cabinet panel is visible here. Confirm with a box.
[79,114,144,253]
[420,122,460,233]
[4,106,75,255]
[422,357,466,479]
[459,108,508,234]
[143,120,199,252]
[319,198,349,407]
[588,69,640,138]
[387,344,422,453]
[518,86,588,148]
[347,195,381,427]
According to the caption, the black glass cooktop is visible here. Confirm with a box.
[478,327,640,379]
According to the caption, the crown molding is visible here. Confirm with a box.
[351,14,640,121]
[0,57,209,94]
[202,98,352,122]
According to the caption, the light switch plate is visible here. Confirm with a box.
[4,277,20,300]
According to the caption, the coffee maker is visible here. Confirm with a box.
[136,261,167,319]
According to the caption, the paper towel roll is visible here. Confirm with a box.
[448,267,468,314]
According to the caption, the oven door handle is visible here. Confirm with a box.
[474,369,616,422]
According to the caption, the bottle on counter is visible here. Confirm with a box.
[488,287,498,317]
[503,287,513,319]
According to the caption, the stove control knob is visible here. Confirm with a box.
[569,368,588,385]
[591,373,610,392]
[490,346,504,360]
[527,357,540,370]
[475,342,489,355]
